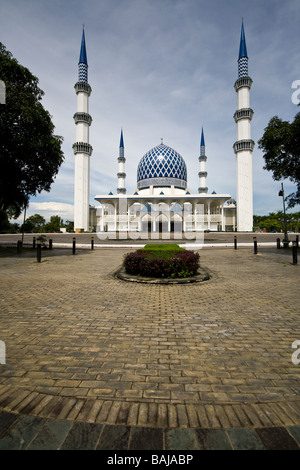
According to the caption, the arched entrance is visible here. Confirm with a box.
[156,213,169,233]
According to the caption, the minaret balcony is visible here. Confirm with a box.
[198,187,208,193]
[117,188,127,195]
[198,155,207,162]
[73,112,93,125]
[234,108,254,123]
[118,156,126,163]
[234,76,252,91]
[198,171,208,178]
[73,142,93,156]
[74,82,92,96]
[233,139,255,153]
[117,172,126,179]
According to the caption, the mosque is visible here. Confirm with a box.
[73,22,254,234]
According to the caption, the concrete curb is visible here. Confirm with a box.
[115,266,211,284]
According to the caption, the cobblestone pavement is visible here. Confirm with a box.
[0,245,299,449]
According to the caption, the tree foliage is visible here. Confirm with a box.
[16,213,73,233]
[0,42,64,218]
[253,211,300,233]
[258,113,300,208]
[20,214,46,233]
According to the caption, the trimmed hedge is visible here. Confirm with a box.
[124,245,200,278]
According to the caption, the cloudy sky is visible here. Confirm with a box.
[1,0,300,222]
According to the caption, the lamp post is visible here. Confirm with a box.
[279,183,289,248]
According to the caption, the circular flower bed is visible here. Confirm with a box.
[123,244,200,278]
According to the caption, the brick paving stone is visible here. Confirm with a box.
[126,403,139,426]
[59,421,103,450]
[255,426,299,450]
[166,428,199,450]
[227,428,265,450]
[56,398,78,420]
[287,425,300,446]
[95,400,113,423]
[27,419,73,450]
[0,411,19,436]
[0,415,44,450]
[129,426,164,450]
[0,246,299,435]
[96,424,130,450]
[195,428,232,450]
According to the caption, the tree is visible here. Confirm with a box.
[258,112,300,208]
[0,43,64,220]
[44,215,63,232]
[20,213,46,233]
[253,210,300,232]
[63,220,74,232]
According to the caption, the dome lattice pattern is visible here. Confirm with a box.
[137,143,187,189]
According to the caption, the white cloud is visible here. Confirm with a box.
[13,202,74,223]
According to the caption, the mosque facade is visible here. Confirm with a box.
[73,22,254,234]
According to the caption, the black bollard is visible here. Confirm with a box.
[37,240,41,263]
[293,241,298,265]
[91,237,94,250]
[253,237,257,254]
[33,237,36,249]
[234,236,237,250]
[277,238,281,249]
[17,240,22,254]
[72,237,76,255]
[49,239,53,250]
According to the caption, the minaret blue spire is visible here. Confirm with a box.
[78,27,88,83]
[120,128,124,149]
[200,127,205,155]
[117,128,126,193]
[119,128,124,159]
[198,126,208,193]
[239,21,248,59]
[238,20,248,77]
[79,28,88,64]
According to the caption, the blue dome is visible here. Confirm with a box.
[137,143,187,190]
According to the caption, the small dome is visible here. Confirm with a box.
[137,143,187,190]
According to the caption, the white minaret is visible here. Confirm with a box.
[73,28,93,232]
[198,127,208,193]
[233,21,254,232]
[117,129,126,194]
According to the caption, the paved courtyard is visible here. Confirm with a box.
[0,244,299,449]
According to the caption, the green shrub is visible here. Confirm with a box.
[124,245,199,278]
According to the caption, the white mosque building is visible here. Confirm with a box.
[73,22,254,234]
